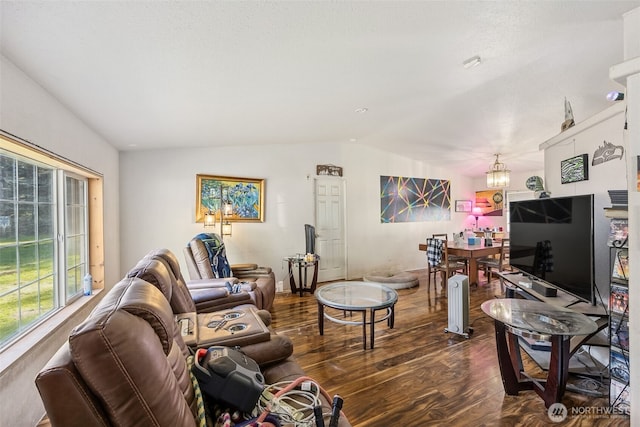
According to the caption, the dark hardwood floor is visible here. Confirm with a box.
[270,270,627,427]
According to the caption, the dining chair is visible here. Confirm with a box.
[477,238,510,284]
[432,233,468,270]
[425,236,467,293]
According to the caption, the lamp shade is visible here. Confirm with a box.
[204,210,216,227]
[486,154,510,188]
[222,222,232,237]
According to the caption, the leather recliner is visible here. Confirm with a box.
[35,276,351,427]
[126,255,294,366]
[36,277,199,427]
[184,235,276,311]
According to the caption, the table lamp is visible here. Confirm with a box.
[472,207,483,230]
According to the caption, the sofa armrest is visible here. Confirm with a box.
[239,333,294,367]
[232,263,273,277]
[186,277,239,289]
[189,288,252,313]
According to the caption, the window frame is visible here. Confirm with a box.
[0,131,103,353]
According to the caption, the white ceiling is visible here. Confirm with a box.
[1,1,638,178]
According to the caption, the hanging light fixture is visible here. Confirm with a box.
[486,154,510,188]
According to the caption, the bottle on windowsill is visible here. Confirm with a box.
[83,273,93,296]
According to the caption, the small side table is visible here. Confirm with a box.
[481,299,599,408]
[285,255,319,297]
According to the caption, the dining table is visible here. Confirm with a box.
[418,240,502,286]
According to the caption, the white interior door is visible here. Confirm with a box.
[315,178,346,282]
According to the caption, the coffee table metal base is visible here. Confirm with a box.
[317,304,395,350]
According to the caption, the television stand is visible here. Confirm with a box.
[498,271,604,315]
[497,271,609,376]
[531,280,557,297]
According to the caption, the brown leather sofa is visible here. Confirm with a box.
[127,254,293,367]
[184,236,276,311]
[134,248,255,313]
[35,275,351,426]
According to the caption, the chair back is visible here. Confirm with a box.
[127,255,198,316]
[185,233,232,280]
[35,278,197,427]
[497,238,510,267]
[425,237,444,266]
[431,234,452,264]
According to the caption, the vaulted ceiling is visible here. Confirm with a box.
[1,1,638,177]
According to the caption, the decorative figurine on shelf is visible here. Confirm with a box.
[526,176,551,199]
[561,97,575,132]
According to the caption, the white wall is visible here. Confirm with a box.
[0,55,120,426]
[540,103,628,304]
[119,143,476,282]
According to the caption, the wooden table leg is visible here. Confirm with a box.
[493,320,531,395]
[537,334,570,408]
[310,260,319,293]
[298,263,304,297]
[468,257,479,286]
[288,260,297,294]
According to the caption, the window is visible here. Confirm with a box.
[0,138,96,350]
[63,174,88,301]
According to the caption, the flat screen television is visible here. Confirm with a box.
[305,224,316,254]
[509,194,594,304]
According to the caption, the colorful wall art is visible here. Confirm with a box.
[380,176,450,223]
[475,190,504,216]
[196,174,265,223]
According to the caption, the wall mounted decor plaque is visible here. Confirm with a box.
[316,164,343,176]
[561,154,589,184]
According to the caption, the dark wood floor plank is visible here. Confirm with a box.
[271,269,624,426]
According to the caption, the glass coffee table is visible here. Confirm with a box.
[315,281,398,350]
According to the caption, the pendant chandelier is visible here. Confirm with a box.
[486,154,510,188]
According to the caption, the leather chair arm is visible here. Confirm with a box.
[186,277,239,289]
[233,269,272,278]
[191,291,253,313]
[239,333,294,367]
[189,287,230,300]
[237,281,258,291]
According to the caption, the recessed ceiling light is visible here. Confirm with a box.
[349,138,357,142]
[462,55,482,69]
[354,107,368,113]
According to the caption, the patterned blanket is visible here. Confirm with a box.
[192,233,232,278]
[426,238,443,267]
